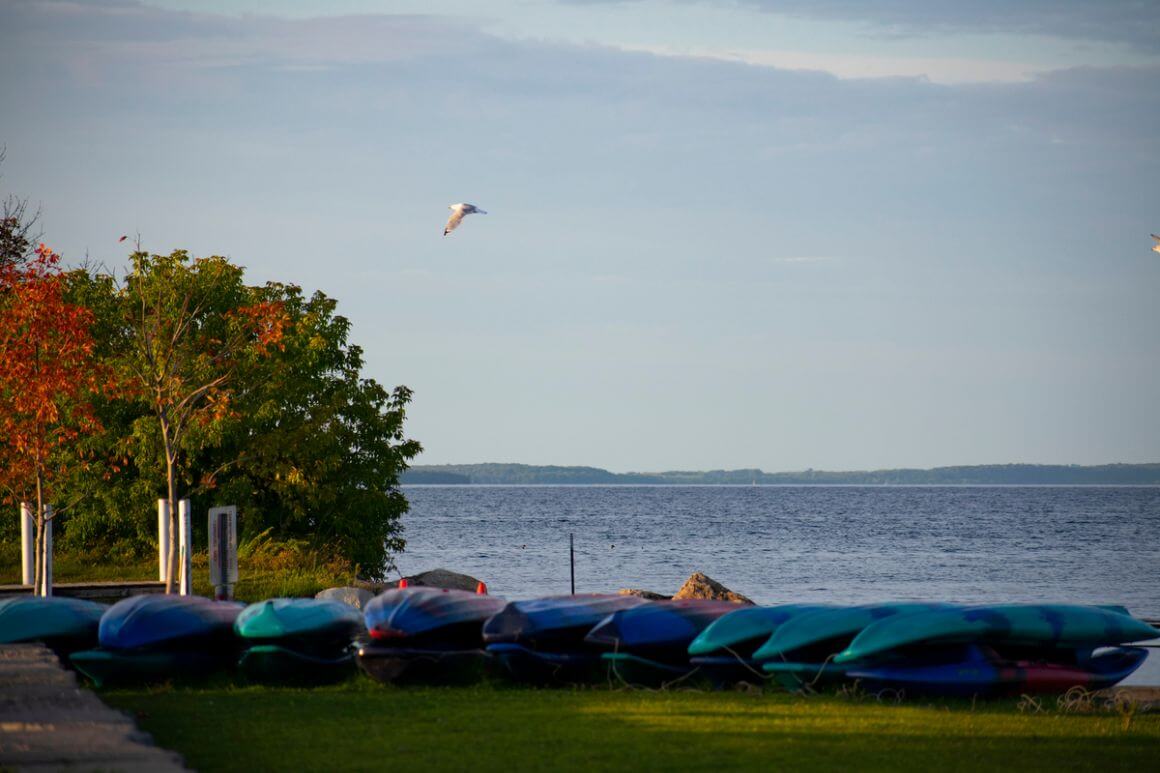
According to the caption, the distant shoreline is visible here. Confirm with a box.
[401,462,1160,486]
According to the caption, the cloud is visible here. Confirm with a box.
[563,0,1160,52]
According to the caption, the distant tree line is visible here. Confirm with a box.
[403,463,1160,486]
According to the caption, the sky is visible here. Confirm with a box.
[1,0,1158,472]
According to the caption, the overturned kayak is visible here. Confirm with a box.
[688,604,834,658]
[585,600,739,665]
[483,594,647,649]
[98,594,243,651]
[235,599,364,683]
[752,603,950,662]
[835,604,1160,664]
[71,594,243,687]
[364,588,505,648]
[0,596,107,652]
[844,644,1149,696]
[235,599,364,651]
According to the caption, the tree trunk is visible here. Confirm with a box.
[161,411,179,594]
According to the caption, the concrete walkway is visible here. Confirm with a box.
[0,643,186,772]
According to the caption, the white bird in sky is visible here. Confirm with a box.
[444,203,487,236]
[1152,233,1160,254]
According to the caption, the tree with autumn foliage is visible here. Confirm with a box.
[116,251,287,593]
[0,244,104,594]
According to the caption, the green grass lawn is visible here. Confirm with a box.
[102,680,1159,772]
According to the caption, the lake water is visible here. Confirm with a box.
[399,486,1160,617]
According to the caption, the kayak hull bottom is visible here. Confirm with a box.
[357,645,491,686]
[70,648,231,688]
[487,643,606,685]
[238,645,356,685]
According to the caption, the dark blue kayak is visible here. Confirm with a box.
[483,594,647,649]
[98,594,243,651]
[0,596,107,651]
[585,600,739,665]
[845,644,1149,697]
[364,588,505,648]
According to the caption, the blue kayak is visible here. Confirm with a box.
[98,594,243,651]
[845,644,1149,696]
[585,600,739,665]
[0,596,107,651]
[364,587,505,648]
[487,642,609,684]
[483,594,647,649]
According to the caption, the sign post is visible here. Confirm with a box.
[157,499,170,582]
[41,504,53,598]
[19,502,33,586]
[178,499,192,596]
[209,506,238,601]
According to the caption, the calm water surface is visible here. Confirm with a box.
[399,486,1160,617]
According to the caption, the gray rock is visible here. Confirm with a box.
[671,572,753,605]
[315,586,375,610]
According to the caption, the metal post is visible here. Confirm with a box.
[158,499,170,582]
[178,499,192,596]
[209,506,238,601]
[20,502,34,586]
[41,505,53,598]
[570,532,575,595]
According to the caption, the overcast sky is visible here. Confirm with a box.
[1,0,1158,472]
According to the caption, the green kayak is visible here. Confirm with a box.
[70,648,229,688]
[835,604,1160,664]
[238,644,356,685]
[752,603,950,662]
[687,604,832,657]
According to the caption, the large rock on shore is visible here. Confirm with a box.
[671,572,753,605]
[315,586,375,610]
[386,568,484,593]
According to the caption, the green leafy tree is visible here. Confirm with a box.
[117,251,286,592]
[194,283,420,577]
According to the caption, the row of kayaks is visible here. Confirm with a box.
[2,592,1156,695]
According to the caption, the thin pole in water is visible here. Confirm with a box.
[570,532,575,595]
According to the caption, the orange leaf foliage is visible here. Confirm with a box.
[0,244,104,504]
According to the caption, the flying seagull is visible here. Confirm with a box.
[443,203,487,236]
[1152,234,1160,254]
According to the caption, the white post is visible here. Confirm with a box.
[41,505,53,598]
[178,499,192,596]
[158,499,170,582]
[20,502,34,586]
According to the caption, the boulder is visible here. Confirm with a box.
[315,586,375,610]
[386,568,484,593]
[617,588,671,601]
[671,572,753,605]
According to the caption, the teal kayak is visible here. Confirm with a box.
[235,598,364,648]
[688,604,832,657]
[752,603,950,661]
[835,604,1160,664]
[0,596,107,651]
